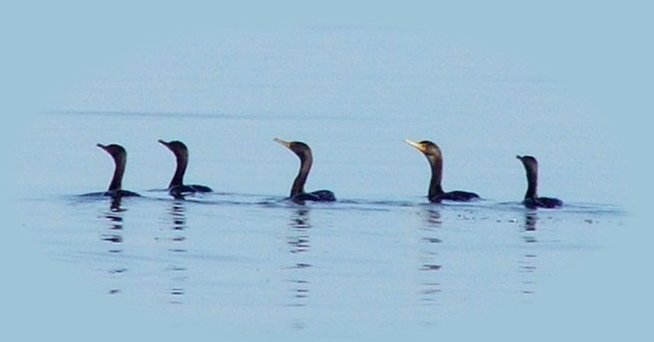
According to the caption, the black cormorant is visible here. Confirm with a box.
[405,139,479,203]
[97,143,140,198]
[159,140,212,198]
[274,138,336,203]
[516,155,562,208]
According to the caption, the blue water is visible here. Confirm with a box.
[7,28,640,341]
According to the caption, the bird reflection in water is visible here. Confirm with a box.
[284,208,312,329]
[162,200,188,304]
[101,197,127,295]
[418,207,443,306]
[519,211,539,296]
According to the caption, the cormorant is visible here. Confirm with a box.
[274,138,336,203]
[516,155,562,208]
[405,139,479,203]
[97,143,140,198]
[159,140,212,198]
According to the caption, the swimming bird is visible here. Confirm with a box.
[158,140,212,198]
[516,155,562,208]
[97,143,140,198]
[274,138,336,203]
[405,139,479,203]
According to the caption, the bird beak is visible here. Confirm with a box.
[158,140,170,148]
[97,143,107,151]
[405,139,425,152]
[274,138,291,148]
[516,155,523,161]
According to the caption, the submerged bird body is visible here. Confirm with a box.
[432,190,480,202]
[405,139,479,203]
[292,190,336,202]
[516,155,562,209]
[274,138,336,203]
[97,143,140,198]
[522,196,562,209]
[159,140,213,198]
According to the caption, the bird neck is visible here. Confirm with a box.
[524,166,538,199]
[108,156,125,191]
[427,154,444,198]
[169,154,187,188]
[291,154,312,197]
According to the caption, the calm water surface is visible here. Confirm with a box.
[19,186,624,335]
[12,29,631,340]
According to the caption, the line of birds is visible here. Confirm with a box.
[96,138,563,209]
